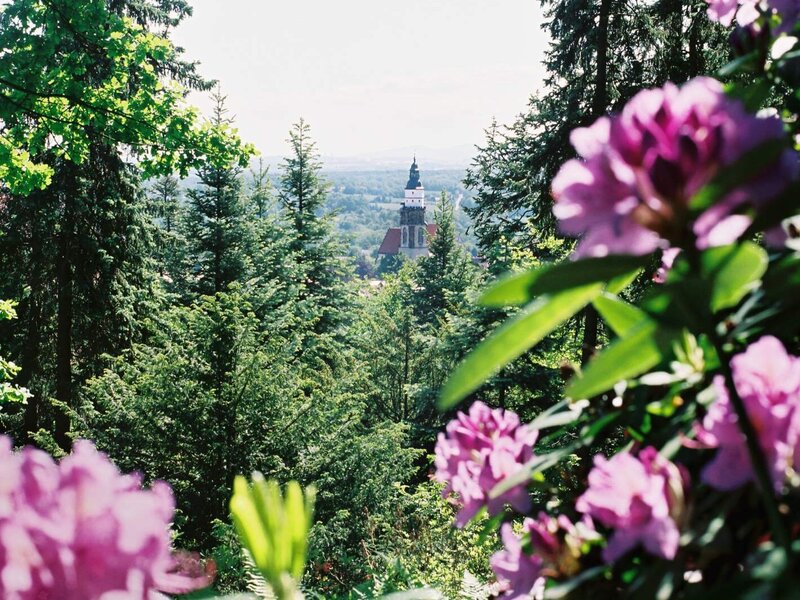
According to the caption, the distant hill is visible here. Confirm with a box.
[254,144,477,172]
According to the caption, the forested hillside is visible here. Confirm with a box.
[3,0,800,599]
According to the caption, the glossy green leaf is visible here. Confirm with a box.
[480,255,647,307]
[439,283,604,408]
[704,242,768,312]
[544,566,608,599]
[528,399,584,431]
[592,293,651,336]
[567,321,679,400]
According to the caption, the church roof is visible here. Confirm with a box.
[378,224,438,255]
[378,228,401,254]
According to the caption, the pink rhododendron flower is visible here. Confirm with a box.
[491,522,546,600]
[707,0,800,33]
[697,336,800,491]
[491,513,599,599]
[552,77,796,258]
[576,448,686,562]
[434,401,537,526]
[0,437,212,599]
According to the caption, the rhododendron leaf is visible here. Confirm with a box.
[529,399,583,430]
[703,242,768,311]
[379,590,444,599]
[229,475,313,600]
[592,293,651,336]
[643,243,768,329]
[230,476,269,568]
[480,255,646,307]
[718,52,759,77]
[580,412,622,445]
[690,140,788,212]
[542,565,607,599]
[567,322,680,400]
[439,283,604,408]
[726,78,772,112]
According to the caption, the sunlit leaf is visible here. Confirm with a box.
[480,255,646,307]
[592,293,650,336]
[567,321,679,400]
[439,284,604,408]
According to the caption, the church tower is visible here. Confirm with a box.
[399,157,428,258]
[377,157,437,260]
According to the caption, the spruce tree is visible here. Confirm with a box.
[279,119,349,342]
[147,174,185,281]
[184,89,253,297]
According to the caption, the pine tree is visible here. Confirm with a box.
[184,89,253,297]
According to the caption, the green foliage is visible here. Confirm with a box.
[0,0,253,195]
[358,482,498,599]
[230,475,315,600]
[0,300,31,406]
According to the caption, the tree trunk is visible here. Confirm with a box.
[54,178,75,451]
[21,250,44,441]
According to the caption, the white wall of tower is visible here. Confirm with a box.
[404,188,425,207]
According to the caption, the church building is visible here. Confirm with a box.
[377,158,437,259]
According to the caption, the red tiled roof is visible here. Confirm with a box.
[378,224,438,255]
[378,228,401,254]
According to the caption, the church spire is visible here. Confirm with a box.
[405,157,422,190]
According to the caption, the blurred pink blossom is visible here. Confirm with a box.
[491,513,598,599]
[697,336,800,491]
[434,401,537,527]
[576,448,686,561]
[653,248,681,283]
[0,437,211,599]
[707,0,800,33]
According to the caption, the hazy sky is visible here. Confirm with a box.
[171,0,549,157]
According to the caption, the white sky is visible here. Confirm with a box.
[171,0,549,157]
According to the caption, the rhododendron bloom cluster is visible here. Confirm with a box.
[552,77,796,257]
[576,448,686,561]
[491,513,599,599]
[697,336,800,491]
[706,0,800,33]
[434,401,537,526]
[0,437,210,599]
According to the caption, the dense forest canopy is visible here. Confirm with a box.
[2,0,800,599]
